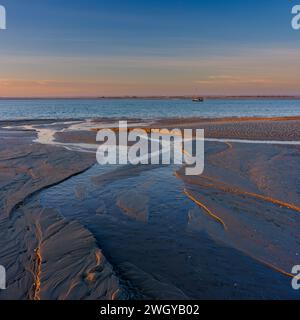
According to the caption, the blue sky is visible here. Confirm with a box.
[0,0,299,96]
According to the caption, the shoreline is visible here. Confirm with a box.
[20,116,300,144]
[1,116,300,149]
[1,115,300,125]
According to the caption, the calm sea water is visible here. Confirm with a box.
[0,99,300,120]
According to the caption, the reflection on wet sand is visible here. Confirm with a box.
[177,141,300,282]
[183,188,227,230]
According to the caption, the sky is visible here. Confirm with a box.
[0,0,299,97]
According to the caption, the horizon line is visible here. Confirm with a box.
[1,95,300,100]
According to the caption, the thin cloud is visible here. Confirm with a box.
[195,75,274,85]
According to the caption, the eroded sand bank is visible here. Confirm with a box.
[0,130,127,300]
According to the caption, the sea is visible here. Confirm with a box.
[0,98,300,120]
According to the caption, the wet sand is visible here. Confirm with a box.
[156,116,300,141]
[0,116,300,299]
[48,116,300,145]
[0,129,127,300]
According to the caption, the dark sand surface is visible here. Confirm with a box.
[156,116,300,141]
[51,116,300,145]
[0,117,300,299]
[0,129,126,300]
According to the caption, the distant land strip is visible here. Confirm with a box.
[0,95,300,100]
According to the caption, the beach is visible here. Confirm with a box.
[0,116,299,300]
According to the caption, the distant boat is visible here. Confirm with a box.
[192,97,204,102]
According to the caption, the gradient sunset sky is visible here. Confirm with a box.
[0,0,299,97]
